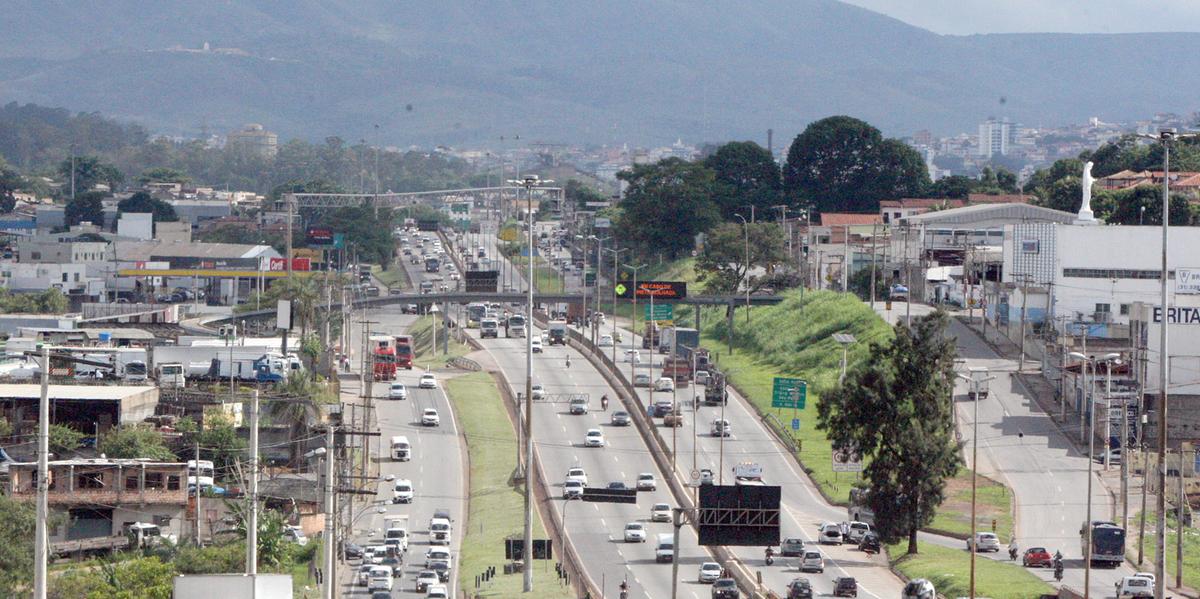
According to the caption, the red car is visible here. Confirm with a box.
[1022,547,1053,568]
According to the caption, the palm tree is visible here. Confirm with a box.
[269,376,336,466]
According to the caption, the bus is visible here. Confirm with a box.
[1081,520,1125,567]
[466,303,487,328]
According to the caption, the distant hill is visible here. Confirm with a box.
[0,0,1197,145]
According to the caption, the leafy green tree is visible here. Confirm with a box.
[64,190,107,227]
[615,158,718,259]
[0,494,37,597]
[847,266,888,301]
[924,175,976,199]
[98,424,176,460]
[1026,157,1085,202]
[703,141,782,221]
[271,376,336,465]
[117,191,179,222]
[816,311,960,554]
[57,155,123,193]
[1094,185,1192,226]
[695,222,789,294]
[49,423,85,455]
[564,179,606,208]
[230,506,289,569]
[51,555,174,599]
[783,116,929,213]
[196,412,246,482]
[0,157,21,213]
[136,167,191,185]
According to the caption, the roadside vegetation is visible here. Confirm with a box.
[888,541,1053,599]
[409,314,472,369]
[1135,511,1199,588]
[445,372,571,599]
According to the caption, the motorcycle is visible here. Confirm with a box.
[600,396,609,411]
[765,547,775,566]
[1053,559,1063,581]
[1009,546,1018,561]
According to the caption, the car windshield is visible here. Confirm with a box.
[714,580,734,588]
[627,524,642,530]
[654,504,669,510]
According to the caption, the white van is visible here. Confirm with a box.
[391,435,411,461]
[655,533,675,563]
[367,565,393,591]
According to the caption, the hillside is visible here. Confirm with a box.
[0,1,1196,145]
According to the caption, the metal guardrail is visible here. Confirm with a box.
[761,413,798,453]
[448,356,481,371]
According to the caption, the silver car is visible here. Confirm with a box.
[967,531,1000,552]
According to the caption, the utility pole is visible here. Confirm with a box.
[869,222,878,309]
[33,345,50,599]
[605,247,627,364]
[285,194,294,278]
[1018,274,1030,373]
[322,426,336,599]
[194,442,203,546]
[246,390,260,577]
[1154,130,1175,599]
[902,225,911,324]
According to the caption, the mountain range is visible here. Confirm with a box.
[0,0,1198,146]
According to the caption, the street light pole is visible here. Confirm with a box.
[624,263,647,390]
[605,247,628,364]
[735,214,750,323]
[957,368,996,599]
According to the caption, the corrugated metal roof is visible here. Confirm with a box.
[898,203,1075,226]
[0,384,155,400]
[114,240,275,261]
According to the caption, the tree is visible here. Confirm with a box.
[615,158,719,259]
[51,555,174,599]
[783,116,929,213]
[0,495,37,597]
[98,425,176,460]
[57,155,123,194]
[64,190,106,227]
[271,376,337,465]
[49,424,85,455]
[0,157,21,213]
[136,167,191,185]
[196,412,246,480]
[1034,176,1082,213]
[1094,185,1192,226]
[564,179,606,208]
[695,222,789,294]
[816,311,960,554]
[703,141,782,221]
[924,175,975,199]
[117,191,179,222]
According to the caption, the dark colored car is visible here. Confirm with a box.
[786,578,813,599]
[711,578,740,599]
[430,559,451,581]
[343,541,364,560]
[833,577,858,597]
[652,401,674,417]
[780,537,805,557]
[611,411,631,426]
[1022,547,1053,568]
[607,481,629,491]
[858,532,881,554]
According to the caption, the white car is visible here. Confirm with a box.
[357,563,374,586]
[651,502,671,522]
[565,467,588,486]
[584,428,605,447]
[419,373,438,389]
[425,547,452,568]
[800,549,824,573]
[818,523,842,545]
[633,373,652,387]
[1116,573,1155,598]
[531,384,545,400]
[624,522,647,542]
[698,562,723,583]
[283,525,308,546]
[598,334,614,347]
[624,349,642,363]
[415,570,440,592]
[421,408,441,427]
[654,377,675,392]
[531,338,544,353]
[563,479,584,499]
[450,272,460,281]
[426,584,449,599]
[392,479,414,504]
[846,520,871,543]
[388,383,408,400]
[636,473,657,491]
[967,531,1000,552]
[711,419,731,437]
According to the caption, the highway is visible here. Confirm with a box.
[337,243,468,598]
[880,303,1138,597]
[477,229,907,598]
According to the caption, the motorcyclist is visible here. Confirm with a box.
[1008,539,1018,561]
[601,395,609,411]
[765,546,775,565]
[565,355,571,368]
[619,580,629,599]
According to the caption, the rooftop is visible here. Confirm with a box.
[115,240,276,261]
[9,458,184,468]
[898,203,1076,226]
[820,213,883,227]
[0,384,156,400]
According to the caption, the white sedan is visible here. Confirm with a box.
[531,384,545,400]
[531,338,544,353]
[584,428,605,447]
[565,467,588,486]
[598,334,614,347]
[388,383,408,400]
[421,408,441,427]
[698,562,723,583]
[623,522,647,543]
[623,349,642,363]
[419,373,438,389]
[654,377,675,392]
[636,473,657,491]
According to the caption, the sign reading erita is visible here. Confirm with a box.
[1153,307,1200,324]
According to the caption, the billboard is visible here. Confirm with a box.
[417,219,440,232]
[267,257,311,272]
[697,485,781,546]
[306,226,334,245]
[615,281,687,300]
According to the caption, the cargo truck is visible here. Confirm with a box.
[393,335,414,370]
[659,327,700,357]
[151,346,301,382]
[548,320,568,345]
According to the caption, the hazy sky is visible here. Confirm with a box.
[842,0,1200,34]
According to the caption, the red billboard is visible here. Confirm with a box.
[268,257,311,271]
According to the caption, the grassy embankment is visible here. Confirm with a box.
[1135,511,1200,588]
[888,541,1053,599]
[373,262,410,291]
[409,314,472,370]
[445,373,572,599]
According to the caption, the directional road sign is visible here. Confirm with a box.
[771,378,807,409]
[644,303,674,321]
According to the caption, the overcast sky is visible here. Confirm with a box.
[841,0,1200,34]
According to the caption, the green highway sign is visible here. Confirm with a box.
[771,377,807,409]
[644,303,674,321]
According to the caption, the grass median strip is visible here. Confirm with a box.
[927,470,1013,541]
[410,314,472,370]
[445,372,571,599]
[888,541,1053,599]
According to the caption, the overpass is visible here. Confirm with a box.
[208,291,785,326]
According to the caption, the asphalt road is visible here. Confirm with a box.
[879,302,1138,597]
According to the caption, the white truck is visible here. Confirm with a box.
[507,314,526,338]
[152,346,301,382]
[384,515,410,552]
[155,362,186,387]
[480,318,499,339]
[733,462,765,486]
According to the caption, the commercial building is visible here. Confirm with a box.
[0,384,159,439]
[226,123,278,158]
[7,458,188,543]
[977,117,1015,158]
